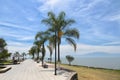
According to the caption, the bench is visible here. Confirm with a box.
[0,66,12,73]
[67,72,78,80]
[60,67,78,80]
[43,64,48,68]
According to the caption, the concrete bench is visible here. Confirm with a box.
[43,64,48,68]
[60,67,78,80]
[67,72,78,80]
[0,66,12,73]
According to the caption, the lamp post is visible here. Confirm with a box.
[54,28,57,75]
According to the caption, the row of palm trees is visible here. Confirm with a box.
[29,11,80,68]
[12,52,26,62]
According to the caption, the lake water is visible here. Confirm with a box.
[60,57,120,70]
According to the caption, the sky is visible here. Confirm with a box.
[0,0,120,57]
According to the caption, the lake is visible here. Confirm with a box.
[60,57,120,70]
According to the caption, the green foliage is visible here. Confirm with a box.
[42,11,80,62]
[35,31,49,65]
[66,55,74,66]
[0,38,7,48]
[29,46,36,59]
[22,52,26,60]
[0,38,10,62]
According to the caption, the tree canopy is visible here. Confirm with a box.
[0,38,11,61]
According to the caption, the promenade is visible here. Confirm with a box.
[0,59,69,80]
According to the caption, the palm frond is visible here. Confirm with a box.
[48,12,57,24]
[58,11,65,21]
[35,32,43,40]
[64,28,80,39]
[66,38,77,51]
[48,12,55,18]
[47,45,53,56]
[62,19,75,29]
[41,19,53,26]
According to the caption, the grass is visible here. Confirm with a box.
[0,60,12,65]
[60,64,120,80]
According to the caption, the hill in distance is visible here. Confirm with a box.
[75,52,120,57]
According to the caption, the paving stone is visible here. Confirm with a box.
[0,59,68,80]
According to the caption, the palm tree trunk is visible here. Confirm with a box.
[23,55,24,60]
[58,42,60,62]
[57,38,61,70]
[32,53,35,59]
[42,58,44,66]
[58,38,61,62]
[50,54,52,63]
[42,43,45,66]
[54,31,57,75]
[37,51,39,60]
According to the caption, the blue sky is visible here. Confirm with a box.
[0,0,120,56]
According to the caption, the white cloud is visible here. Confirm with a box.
[37,0,59,12]
[7,41,32,53]
[19,36,34,41]
[0,30,34,41]
[7,41,25,46]
[79,0,105,12]
[103,14,120,22]
[26,17,35,21]
[0,21,34,31]
[6,42,120,57]
[102,41,120,45]
[1,0,119,57]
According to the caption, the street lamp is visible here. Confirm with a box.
[54,28,57,75]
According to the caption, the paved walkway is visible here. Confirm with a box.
[0,59,69,80]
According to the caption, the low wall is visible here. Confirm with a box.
[0,66,12,73]
[60,67,78,80]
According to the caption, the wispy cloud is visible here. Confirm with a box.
[7,41,32,53]
[59,44,120,56]
[102,41,120,46]
[0,0,120,55]
[19,36,35,41]
[0,21,34,31]
[102,13,120,22]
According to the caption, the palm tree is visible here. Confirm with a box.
[29,46,36,59]
[0,38,7,52]
[42,11,80,63]
[34,40,41,61]
[66,55,74,66]
[47,44,53,63]
[22,52,26,60]
[0,38,10,61]
[35,31,49,66]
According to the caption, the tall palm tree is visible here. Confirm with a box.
[0,38,10,61]
[35,31,49,66]
[47,44,53,63]
[22,52,26,60]
[46,34,56,63]
[29,46,36,59]
[34,40,41,61]
[42,11,80,63]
